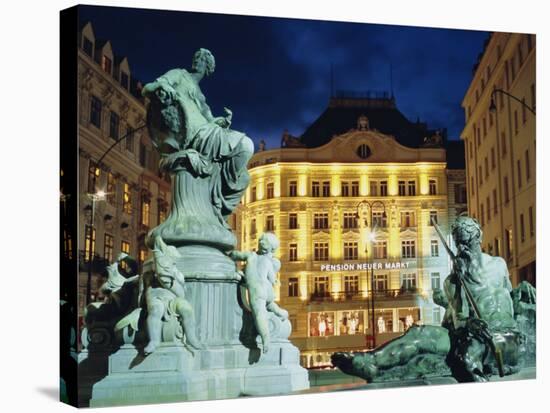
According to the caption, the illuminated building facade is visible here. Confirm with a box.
[75,22,171,315]
[461,33,536,286]
[235,96,467,367]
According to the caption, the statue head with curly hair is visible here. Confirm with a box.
[451,215,483,284]
[192,48,216,76]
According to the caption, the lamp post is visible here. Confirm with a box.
[356,200,386,349]
[85,124,146,305]
[85,189,106,304]
[489,88,536,116]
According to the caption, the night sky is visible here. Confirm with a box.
[79,5,489,149]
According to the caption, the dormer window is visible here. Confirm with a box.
[101,55,112,74]
[120,71,129,90]
[82,36,93,57]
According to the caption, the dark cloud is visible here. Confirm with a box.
[79,6,488,148]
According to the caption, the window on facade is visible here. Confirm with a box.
[344,241,358,260]
[266,182,274,199]
[139,143,147,167]
[84,225,96,261]
[484,157,489,179]
[380,181,388,196]
[313,213,329,229]
[314,242,329,261]
[371,211,387,228]
[481,203,485,226]
[87,160,100,193]
[322,181,330,197]
[517,160,523,189]
[343,212,357,229]
[104,233,114,263]
[431,240,439,257]
[470,177,475,196]
[141,199,150,227]
[120,71,129,90]
[289,243,298,262]
[288,180,297,197]
[479,166,483,186]
[265,215,275,231]
[311,181,320,197]
[429,179,437,195]
[429,211,438,226]
[400,211,416,228]
[82,36,93,56]
[493,189,498,215]
[431,272,441,290]
[531,83,536,111]
[101,55,112,74]
[374,241,387,259]
[504,176,510,204]
[138,246,148,267]
[408,181,416,196]
[351,181,359,196]
[344,275,359,294]
[107,114,119,143]
[250,219,256,237]
[125,127,134,152]
[487,196,491,221]
[401,240,416,258]
[511,58,516,80]
[158,205,167,224]
[288,277,299,297]
[527,35,533,53]
[520,214,525,243]
[90,95,102,128]
[525,150,531,181]
[529,206,534,238]
[505,228,513,261]
[341,181,350,197]
[314,276,330,296]
[398,180,406,196]
[250,186,256,202]
[123,183,132,214]
[401,273,417,290]
[491,147,496,170]
[121,240,130,255]
[522,98,527,124]
[374,274,388,292]
[469,141,473,159]
[369,181,377,196]
[455,185,467,204]
[289,213,298,229]
[514,110,519,135]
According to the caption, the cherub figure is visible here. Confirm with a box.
[229,232,288,353]
[143,235,201,354]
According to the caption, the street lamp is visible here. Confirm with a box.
[85,189,106,304]
[355,200,387,349]
[84,124,146,305]
[489,88,536,116]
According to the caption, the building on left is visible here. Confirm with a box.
[75,22,171,317]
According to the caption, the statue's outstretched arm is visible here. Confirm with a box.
[228,250,251,262]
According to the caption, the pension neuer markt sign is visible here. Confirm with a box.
[319,261,417,272]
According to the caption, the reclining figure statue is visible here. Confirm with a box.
[332,216,536,383]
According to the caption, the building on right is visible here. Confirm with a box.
[461,32,536,287]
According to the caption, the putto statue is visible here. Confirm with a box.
[143,235,202,354]
[142,48,254,252]
[332,216,536,383]
[229,233,289,353]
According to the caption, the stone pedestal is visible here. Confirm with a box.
[87,278,309,406]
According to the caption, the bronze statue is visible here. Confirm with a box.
[332,216,536,383]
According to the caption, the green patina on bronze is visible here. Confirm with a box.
[332,216,536,383]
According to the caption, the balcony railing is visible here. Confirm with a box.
[309,287,421,302]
